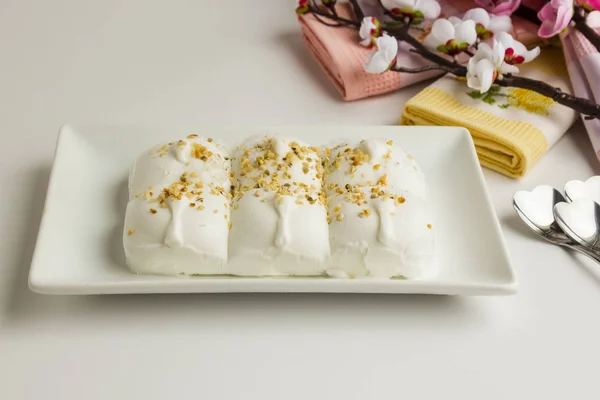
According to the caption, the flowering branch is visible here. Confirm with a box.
[296,0,600,119]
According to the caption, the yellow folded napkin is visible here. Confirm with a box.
[401,46,577,178]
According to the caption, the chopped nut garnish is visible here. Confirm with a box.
[386,140,393,146]
[334,204,342,212]
[378,174,388,186]
[148,185,154,190]
[295,199,304,205]
[127,228,135,236]
[359,209,371,218]
[187,134,198,139]
[373,164,381,171]
[198,205,205,210]
[150,208,157,214]
[427,224,432,229]
[207,138,213,142]
[213,209,219,214]
[336,213,344,221]
[228,222,232,229]
[224,215,228,219]
[254,191,261,197]
[190,172,199,178]
[397,196,406,204]
[135,193,141,198]
[195,182,203,188]
[189,203,196,207]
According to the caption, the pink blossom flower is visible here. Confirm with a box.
[475,0,521,16]
[538,0,574,38]
[577,0,600,11]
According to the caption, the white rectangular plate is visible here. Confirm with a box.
[29,124,516,295]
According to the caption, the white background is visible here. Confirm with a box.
[2,1,600,399]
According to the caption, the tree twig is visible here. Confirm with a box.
[313,13,344,27]
[348,0,364,20]
[572,5,600,53]
[307,5,360,27]
[392,64,458,74]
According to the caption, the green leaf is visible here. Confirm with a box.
[483,94,496,104]
[489,85,501,93]
[499,103,510,109]
[467,91,483,99]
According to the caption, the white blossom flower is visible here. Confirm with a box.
[359,17,382,47]
[364,34,398,74]
[380,0,441,24]
[495,31,540,66]
[448,8,512,41]
[467,41,516,93]
[423,18,477,56]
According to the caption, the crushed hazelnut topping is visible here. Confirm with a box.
[427,224,432,229]
[187,134,198,139]
[386,140,393,146]
[373,164,381,171]
[213,209,218,214]
[150,208,157,214]
[135,193,141,198]
[359,209,371,218]
[198,205,205,210]
[397,196,406,204]
[189,203,196,207]
[207,138,213,143]
[127,228,135,236]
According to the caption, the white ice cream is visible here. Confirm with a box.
[227,188,330,276]
[123,134,434,280]
[123,135,232,276]
[227,134,329,276]
[232,134,323,193]
[326,189,435,279]
[324,137,426,200]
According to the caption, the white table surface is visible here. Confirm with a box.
[2,1,600,399]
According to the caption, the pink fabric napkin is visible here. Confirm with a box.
[298,0,542,101]
[562,27,600,160]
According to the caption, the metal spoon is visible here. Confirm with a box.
[554,199,600,253]
[513,186,600,263]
